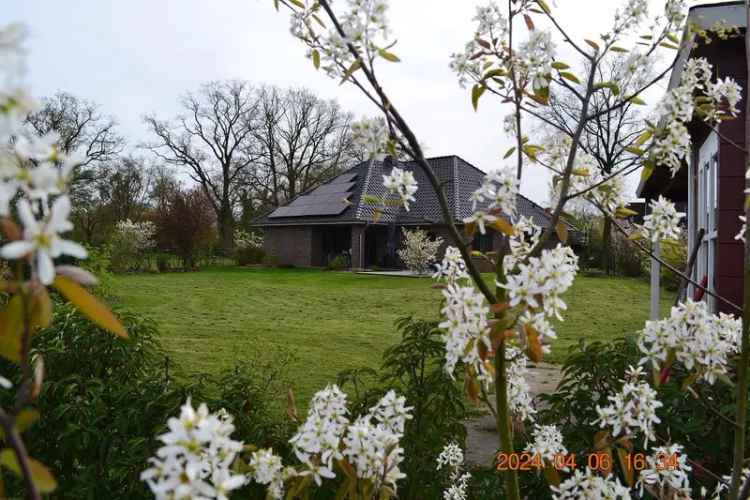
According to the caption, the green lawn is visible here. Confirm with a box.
[110,267,671,401]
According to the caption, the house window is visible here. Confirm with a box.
[472,232,494,252]
[693,132,718,311]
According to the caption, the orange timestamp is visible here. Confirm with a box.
[495,452,681,472]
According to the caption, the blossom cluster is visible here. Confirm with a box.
[638,195,684,242]
[234,228,263,250]
[288,0,391,80]
[140,400,246,500]
[502,215,542,272]
[115,219,156,252]
[517,30,555,91]
[637,299,741,384]
[352,117,389,159]
[432,246,469,286]
[289,384,350,484]
[449,3,508,88]
[382,166,418,211]
[469,165,519,217]
[653,57,741,176]
[636,444,691,499]
[248,448,293,499]
[524,424,567,465]
[436,442,471,500]
[502,244,579,322]
[439,284,493,384]
[342,390,412,489]
[0,23,88,285]
[397,228,443,274]
[506,346,537,422]
[552,468,632,499]
[595,366,663,447]
[544,135,628,216]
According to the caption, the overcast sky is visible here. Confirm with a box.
[6,0,722,205]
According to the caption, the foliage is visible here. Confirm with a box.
[109,219,156,272]
[0,303,294,499]
[154,187,217,270]
[397,228,443,274]
[339,317,468,499]
[234,229,266,265]
[640,235,688,291]
[325,253,348,270]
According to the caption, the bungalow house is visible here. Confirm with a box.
[252,155,568,270]
[638,1,746,316]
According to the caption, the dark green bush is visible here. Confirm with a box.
[325,254,348,271]
[1,303,294,499]
[235,246,266,266]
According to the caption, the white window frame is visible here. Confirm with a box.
[693,132,718,311]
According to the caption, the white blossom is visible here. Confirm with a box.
[141,399,246,500]
[1,195,87,284]
[383,166,418,211]
[506,346,537,422]
[470,165,519,216]
[595,368,663,447]
[432,246,469,286]
[289,384,349,485]
[638,195,684,242]
[517,30,555,91]
[636,444,691,499]
[437,442,471,500]
[439,284,493,384]
[525,424,567,465]
[552,468,632,499]
[352,117,389,159]
[463,210,497,235]
[637,299,741,384]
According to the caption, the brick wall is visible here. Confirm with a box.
[263,226,314,267]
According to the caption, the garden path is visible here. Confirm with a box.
[465,362,562,467]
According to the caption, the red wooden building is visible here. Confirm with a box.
[638,1,746,316]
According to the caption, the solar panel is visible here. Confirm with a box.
[268,172,359,218]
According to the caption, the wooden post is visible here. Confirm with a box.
[650,241,661,320]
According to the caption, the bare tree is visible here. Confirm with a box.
[538,58,647,273]
[249,86,357,207]
[143,80,260,252]
[25,91,125,204]
[98,156,152,222]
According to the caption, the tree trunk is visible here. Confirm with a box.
[601,216,613,274]
[218,205,235,255]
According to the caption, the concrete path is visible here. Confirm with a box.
[464,363,562,467]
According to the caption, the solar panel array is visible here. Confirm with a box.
[268,173,359,218]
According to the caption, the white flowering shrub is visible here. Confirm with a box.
[110,218,156,272]
[233,228,263,250]
[397,228,443,274]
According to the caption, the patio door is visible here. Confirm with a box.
[693,132,718,311]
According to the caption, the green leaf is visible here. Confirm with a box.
[594,81,620,95]
[660,41,679,50]
[627,94,646,105]
[610,46,629,52]
[377,48,400,62]
[551,61,570,70]
[522,144,543,161]
[312,49,320,70]
[614,207,638,218]
[625,146,644,155]
[288,0,305,9]
[471,84,486,111]
[533,85,550,105]
[273,0,279,11]
[339,59,362,85]
[503,147,516,159]
[560,72,580,84]
[482,68,507,80]
[0,295,24,363]
[585,39,600,51]
[536,0,551,14]
[555,220,569,244]
[640,161,655,182]
[634,129,653,146]
[15,410,39,434]
[0,450,57,493]
[53,276,128,338]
